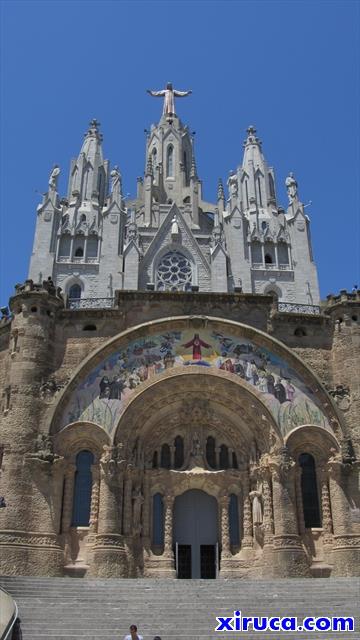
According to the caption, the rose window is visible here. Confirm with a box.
[156,251,192,291]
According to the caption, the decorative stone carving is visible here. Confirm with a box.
[25,434,60,464]
[269,447,295,481]
[163,494,174,556]
[219,494,231,557]
[89,465,100,533]
[179,398,212,424]
[110,166,122,197]
[132,486,144,535]
[227,171,238,198]
[285,172,298,204]
[328,384,351,412]
[260,473,274,545]
[40,378,62,401]
[318,467,333,545]
[249,490,263,525]
[100,444,126,482]
[340,438,356,463]
[48,165,60,190]
[0,531,61,548]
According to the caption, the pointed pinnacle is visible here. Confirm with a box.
[217,178,225,201]
[146,154,153,177]
[190,155,198,180]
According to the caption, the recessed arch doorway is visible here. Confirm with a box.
[173,489,218,579]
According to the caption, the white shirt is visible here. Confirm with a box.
[123,635,143,640]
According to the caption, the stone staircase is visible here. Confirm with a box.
[1,576,359,640]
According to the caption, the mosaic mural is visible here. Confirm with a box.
[60,329,330,436]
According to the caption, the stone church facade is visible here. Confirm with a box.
[0,88,359,580]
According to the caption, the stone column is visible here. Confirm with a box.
[242,478,253,549]
[328,458,360,576]
[215,446,220,469]
[157,494,176,578]
[163,494,174,556]
[170,445,175,469]
[270,449,310,577]
[142,474,151,542]
[89,465,100,535]
[261,470,274,546]
[122,473,133,536]
[90,457,127,578]
[219,495,231,558]
[318,466,333,547]
[61,464,76,533]
[295,467,306,536]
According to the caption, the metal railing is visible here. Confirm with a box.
[67,297,115,310]
[65,296,321,315]
[251,263,291,270]
[278,302,321,315]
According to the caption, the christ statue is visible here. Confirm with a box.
[147,82,192,117]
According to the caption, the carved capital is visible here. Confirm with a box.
[269,448,295,482]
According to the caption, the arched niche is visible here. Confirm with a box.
[49,316,344,444]
[54,421,110,462]
[285,424,340,463]
[110,370,282,464]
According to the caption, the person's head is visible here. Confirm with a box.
[129,625,138,635]
[153,637,162,640]
[166,82,173,90]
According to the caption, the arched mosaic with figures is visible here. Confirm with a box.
[58,322,332,437]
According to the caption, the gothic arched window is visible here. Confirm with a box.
[152,147,157,171]
[166,145,174,177]
[299,453,321,528]
[58,235,71,258]
[152,493,164,546]
[229,494,240,546]
[206,436,216,469]
[69,284,81,300]
[71,450,94,526]
[251,241,262,264]
[160,443,171,469]
[156,251,192,292]
[174,435,184,469]
[269,173,276,199]
[87,236,99,259]
[278,242,289,266]
[257,177,263,207]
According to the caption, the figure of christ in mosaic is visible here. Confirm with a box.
[182,333,211,360]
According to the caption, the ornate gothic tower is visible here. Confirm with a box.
[27,90,320,306]
[29,119,126,305]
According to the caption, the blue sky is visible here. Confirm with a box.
[0,0,359,304]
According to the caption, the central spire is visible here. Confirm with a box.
[147,82,192,119]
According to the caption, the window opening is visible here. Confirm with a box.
[299,453,321,528]
[71,450,94,526]
[166,145,174,177]
[69,284,81,300]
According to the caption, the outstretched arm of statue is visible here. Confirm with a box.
[173,90,192,97]
[147,89,166,97]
